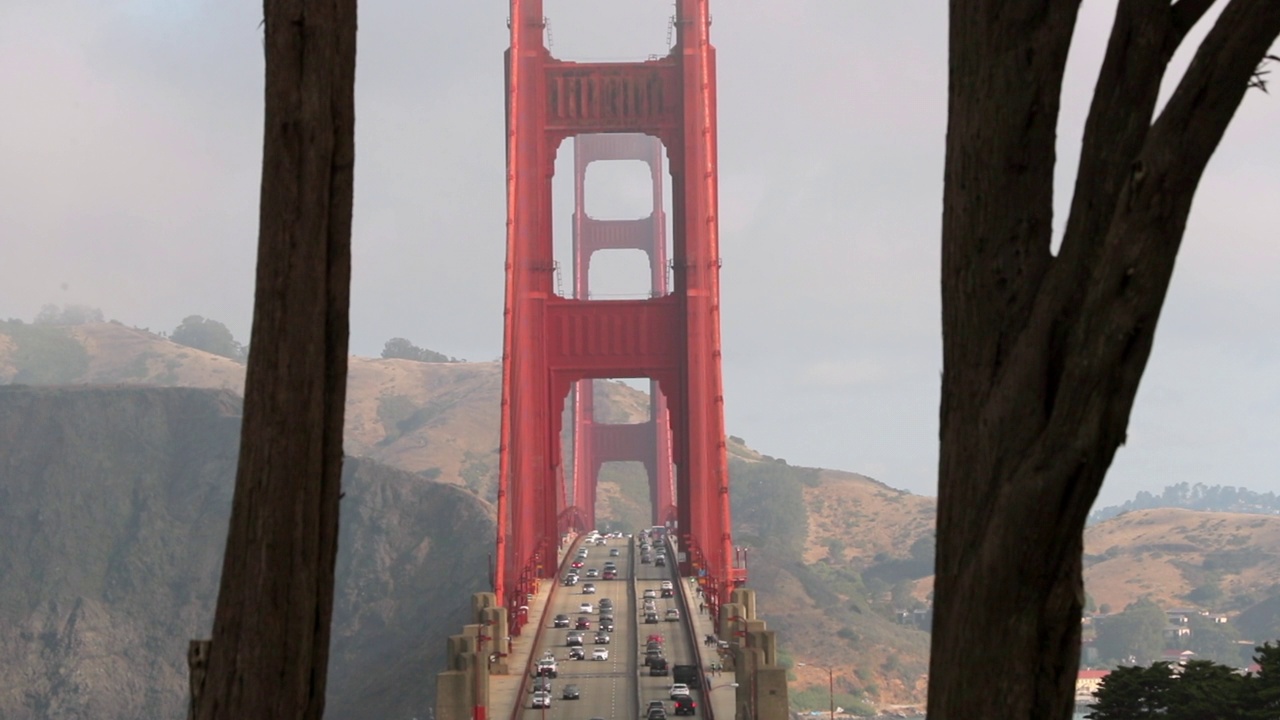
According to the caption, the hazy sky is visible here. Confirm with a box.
[2,1,1276,507]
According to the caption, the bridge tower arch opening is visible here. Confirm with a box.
[498,0,740,635]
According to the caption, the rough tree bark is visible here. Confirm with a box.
[193,1,356,719]
[931,1,1280,719]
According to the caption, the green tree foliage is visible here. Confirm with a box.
[171,316,246,361]
[33,303,105,325]
[0,320,90,384]
[1090,482,1280,523]
[1088,646,1280,720]
[380,337,455,363]
[1094,599,1168,666]
[1186,614,1247,667]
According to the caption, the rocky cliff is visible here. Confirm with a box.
[0,385,492,720]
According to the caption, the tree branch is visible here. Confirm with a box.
[1171,0,1218,35]
[1034,0,1280,528]
[1056,1,1177,285]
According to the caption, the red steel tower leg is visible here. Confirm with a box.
[498,0,740,630]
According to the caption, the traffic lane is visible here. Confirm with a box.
[520,537,634,720]
[635,557,699,714]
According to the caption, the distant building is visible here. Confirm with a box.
[1076,670,1110,700]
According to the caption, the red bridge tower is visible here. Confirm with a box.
[495,0,741,632]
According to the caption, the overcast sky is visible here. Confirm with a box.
[2,1,1276,507]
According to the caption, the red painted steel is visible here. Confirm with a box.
[498,0,742,632]
[568,133,676,534]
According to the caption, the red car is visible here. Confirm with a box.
[571,560,584,569]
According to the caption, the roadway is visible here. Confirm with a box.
[514,532,702,720]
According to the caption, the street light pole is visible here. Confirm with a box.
[797,662,836,720]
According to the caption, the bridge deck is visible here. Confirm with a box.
[498,533,727,720]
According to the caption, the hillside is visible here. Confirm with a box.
[0,385,492,720]
[1082,507,1280,613]
[9,321,1280,710]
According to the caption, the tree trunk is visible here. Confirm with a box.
[930,1,1280,718]
[193,1,356,719]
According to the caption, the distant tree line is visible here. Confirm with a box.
[1087,643,1280,720]
[171,315,248,363]
[380,337,460,363]
[1090,482,1280,524]
[1093,598,1254,668]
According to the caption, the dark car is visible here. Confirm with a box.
[661,587,674,598]
[575,617,591,630]
[673,696,696,715]
[568,646,585,660]
[532,676,552,693]
[645,612,660,624]
[594,632,611,644]
[562,684,581,700]
[650,657,669,676]
[566,632,584,647]
[648,707,668,720]
[655,555,666,566]
[599,619,615,632]
[646,701,666,715]
[553,614,570,628]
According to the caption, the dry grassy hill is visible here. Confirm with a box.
[1083,507,1280,612]
[9,321,1280,710]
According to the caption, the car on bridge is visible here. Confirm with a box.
[535,659,557,678]
[669,683,690,699]
[568,646,585,660]
[602,568,618,580]
[599,617,615,632]
[593,632,610,644]
[673,696,696,715]
[591,647,609,661]
[585,568,600,578]
[562,574,578,586]
[532,676,552,693]
[562,684,581,700]
[566,632,584,647]
[582,583,596,594]
[553,614,570,628]
[531,691,552,709]
[575,617,591,630]
[571,559,584,569]
[645,611,659,624]
[655,555,667,567]
[579,602,594,614]
[599,598,614,610]
[643,589,658,600]
[609,548,620,556]
[646,701,666,716]
[665,609,680,622]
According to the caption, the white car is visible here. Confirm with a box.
[660,580,674,590]
[643,589,657,599]
[532,691,552,709]
[670,683,690,699]
[592,647,609,661]
[579,602,594,614]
